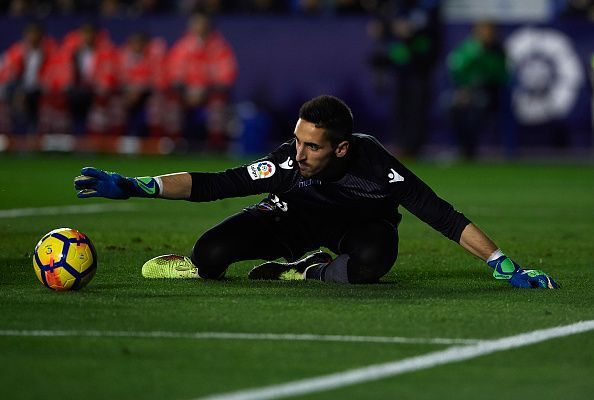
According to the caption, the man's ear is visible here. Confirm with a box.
[334,141,349,158]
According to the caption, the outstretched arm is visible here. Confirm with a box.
[74,167,192,200]
[74,142,296,202]
[387,155,559,289]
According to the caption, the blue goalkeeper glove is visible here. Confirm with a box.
[74,167,160,199]
[487,255,559,289]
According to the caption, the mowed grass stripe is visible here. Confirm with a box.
[197,320,594,400]
[0,329,481,345]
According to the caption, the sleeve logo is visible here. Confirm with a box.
[388,169,404,183]
[247,161,276,180]
[279,157,294,170]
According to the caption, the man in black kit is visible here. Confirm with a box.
[74,95,558,288]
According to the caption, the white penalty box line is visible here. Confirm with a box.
[196,320,594,400]
[0,204,138,219]
[0,329,480,346]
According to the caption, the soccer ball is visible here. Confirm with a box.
[33,228,97,291]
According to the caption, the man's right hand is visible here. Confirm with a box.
[74,167,160,199]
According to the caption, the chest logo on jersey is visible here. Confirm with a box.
[247,161,276,180]
[279,157,294,170]
[388,169,404,183]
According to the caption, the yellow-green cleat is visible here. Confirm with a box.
[141,254,199,279]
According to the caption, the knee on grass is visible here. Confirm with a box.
[190,235,230,280]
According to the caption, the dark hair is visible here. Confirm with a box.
[24,22,44,35]
[299,95,353,147]
[128,31,148,43]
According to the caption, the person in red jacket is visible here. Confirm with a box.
[59,23,119,135]
[118,31,166,137]
[167,11,238,150]
[0,23,56,134]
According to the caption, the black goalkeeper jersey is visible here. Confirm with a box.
[190,134,470,242]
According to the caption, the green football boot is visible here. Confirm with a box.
[141,254,199,279]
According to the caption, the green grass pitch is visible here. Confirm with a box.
[1,153,593,399]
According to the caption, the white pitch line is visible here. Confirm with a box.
[0,329,480,345]
[196,320,594,400]
[0,204,138,219]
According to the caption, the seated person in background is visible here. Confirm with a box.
[447,21,508,159]
[60,23,119,135]
[118,31,166,137]
[0,23,56,134]
[167,11,238,150]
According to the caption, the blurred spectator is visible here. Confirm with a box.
[100,0,122,16]
[239,0,290,14]
[294,0,323,14]
[561,0,594,20]
[100,0,175,17]
[118,31,166,136]
[368,0,441,158]
[447,21,507,159]
[52,0,76,14]
[291,0,351,15]
[0,23,56,133]
[49,0,98,14]
[335,0,366,14]
[131,0,174,15]
[7,0,28,16]
[176,0,230,14]
[2,0,176,16]
[59,23,119,134]
[1,0,375,15]
[167,11,237,149]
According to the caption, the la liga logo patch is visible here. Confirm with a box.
[247,161,276,180]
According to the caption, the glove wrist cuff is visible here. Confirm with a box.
[488,256,518,280]
[125,176,160,198]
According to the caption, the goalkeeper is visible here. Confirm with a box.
[74,95,558,288]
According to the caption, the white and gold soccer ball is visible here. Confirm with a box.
[33,228,97,291]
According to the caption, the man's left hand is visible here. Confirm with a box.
[487,256,559,289]
[509,269,559,289]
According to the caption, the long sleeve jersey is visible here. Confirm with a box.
[190,133,470,242]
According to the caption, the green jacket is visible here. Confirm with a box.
[447,37,507,88]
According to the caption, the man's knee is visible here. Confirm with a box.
[331,220,399,284]
[333,244,395,283]
[347,254,395,283]
[191,231,230,279]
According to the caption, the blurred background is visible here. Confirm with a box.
[0,0,592,159]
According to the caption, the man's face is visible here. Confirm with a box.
[294,119,336,178]
[128,34,147,55]
[24,28,43,48]
[189,15,210,39]
[474,22,496,47]
[80,26,96,47]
